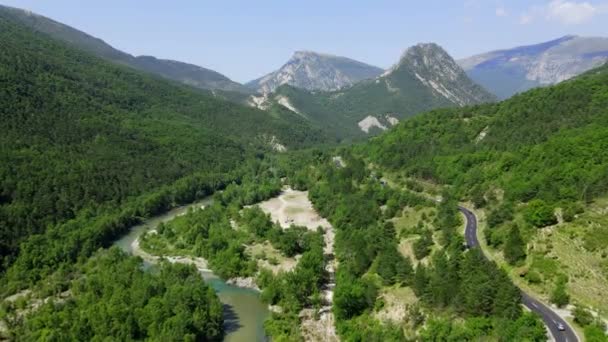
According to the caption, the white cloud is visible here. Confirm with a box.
[546,0,597,24]
[495,6,508,17]
[519,0,606,25]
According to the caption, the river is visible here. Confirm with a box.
[113,197,269,341]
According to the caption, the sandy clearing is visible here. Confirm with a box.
[257,188,332,231]
[300,308,339,342]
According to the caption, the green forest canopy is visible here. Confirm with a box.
[364,63,608,206]
[0,13,326,274]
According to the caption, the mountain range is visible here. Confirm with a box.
[250,43,496,139]
[0,4,499,142]
[459,35,608,99]
[246,51,384,93]
[6,3,608,106]
[0,5,251,94]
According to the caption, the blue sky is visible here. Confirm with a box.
[2,0,607,82]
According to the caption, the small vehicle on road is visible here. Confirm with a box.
[557,322,565,331]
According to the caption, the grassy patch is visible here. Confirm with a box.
[374,286,418,324]
[398,237,419,263]
[479,197,608,315]
[246,241,298,274]
[392,207,436,236]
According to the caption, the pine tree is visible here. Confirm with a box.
[459,249,496,316]
[504,225,526,265]
[428,251,451,307]
[397,256,414,285]
[413,264,429,298]
[493,272,522,319]
[550,276,570,307]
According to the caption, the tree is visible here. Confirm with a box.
[396,256,414,285]
[420,318,453,341]
[487,202,514,228]
[412,264,429,298]
[493,273,522,319]
[471,186,487,209]
[436,194,461,246]
[524,200,557,228]
[562,203,584,223]
[573,305,594,327]
[504,225,526,265]
[584,324,608,342]
[333,272,377,320]
[413,229,433,260]
[11,249,224,341]
[406,304,425,328]
[550,276,570,307]
[502,312,547,341]
[427,252,451,307]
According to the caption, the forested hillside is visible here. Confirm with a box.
[363,61,608,339]
[365,62,608,205]
[273,151,546,340]
[0,14,325,277]
[0,5,251,94]
[7,248,224,341]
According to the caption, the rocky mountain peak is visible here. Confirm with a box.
[380,42,496,106]
[291,50,329,59]
[381,43,463,82]
[247,51,383,93]
[398,43,460,75]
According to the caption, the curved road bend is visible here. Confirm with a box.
[458,206,578,342]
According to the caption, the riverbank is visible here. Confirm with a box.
[112,196,269,342]
[131,235,213,272]
[225,277,260,292]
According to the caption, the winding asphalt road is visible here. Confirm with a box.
[458,206,579,342]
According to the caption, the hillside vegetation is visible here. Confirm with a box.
[4,248,224,341]
[365,63,608,205]
[0,14,325,278]
[363,61,608,339]
[269,151,546,340]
